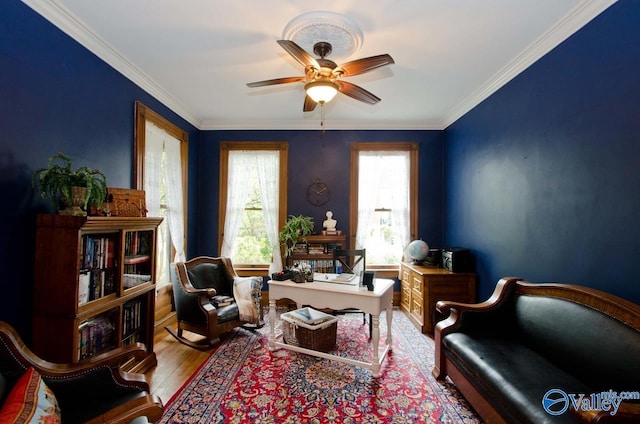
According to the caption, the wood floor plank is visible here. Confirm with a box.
[145,330,212,404]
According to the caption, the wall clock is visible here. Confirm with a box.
[306,179,330,206]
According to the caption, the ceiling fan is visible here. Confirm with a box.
[247,40,394,111]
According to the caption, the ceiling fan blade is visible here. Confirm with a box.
[246,76,304,88]
[277,40,319,69]
[303,95,317,112]
[334,54,395,77]
[337,81,381,104]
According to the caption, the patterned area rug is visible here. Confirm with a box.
[159,309,481,423]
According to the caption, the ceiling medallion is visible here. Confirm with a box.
[282,11,363,60]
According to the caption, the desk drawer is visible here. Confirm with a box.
[411,274,423,295]
[401,283,411,312]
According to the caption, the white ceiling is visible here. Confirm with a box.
[23,0,616,130]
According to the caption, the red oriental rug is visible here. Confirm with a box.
[158,309,480,423]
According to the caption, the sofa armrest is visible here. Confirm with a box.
[84,393,164,424]
[432,276,524,380]
[16,343,149,386]
[0,322,164,423]
[571,400,640,423]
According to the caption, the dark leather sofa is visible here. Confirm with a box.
[433,277,640,424]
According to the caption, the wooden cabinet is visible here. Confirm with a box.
[287,234,346,272]
[400,262,476,333]
[33,215,162,373]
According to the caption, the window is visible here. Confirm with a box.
[218,142,288,272]
[134,102,188,288]
[350,143,418,267]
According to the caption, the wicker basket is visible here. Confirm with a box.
[281,311,338,352]
[106,188,147,217]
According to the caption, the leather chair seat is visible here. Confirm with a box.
[215,303,240,323]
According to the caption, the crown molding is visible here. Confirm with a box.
[442,0,618,129]
[21,0,201,128]
[199,119,444,131]
[21,0,616,132]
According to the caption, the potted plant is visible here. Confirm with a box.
[32,152,108,216]
[279,214,314,258]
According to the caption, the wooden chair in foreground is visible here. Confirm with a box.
[168,256,264,349]
[0,321,163,423]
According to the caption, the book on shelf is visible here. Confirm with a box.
[291,259,336,274]
[78,316,115,360]
[123,254,150,265]
[292,243,307,254]
[78,272,90,305]
[105,238,116,268]
[125,231,139,256]
[83,235,117,269]
[85,268,116,301]
[123,273,152,289]
[123,300,142,335]
[325,243,343,253]
[307,243,325,254]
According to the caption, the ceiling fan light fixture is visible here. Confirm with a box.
[305,80,339,104]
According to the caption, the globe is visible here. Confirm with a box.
[406,240,430,263]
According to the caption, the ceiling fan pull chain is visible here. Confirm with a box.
[320,103,326,134]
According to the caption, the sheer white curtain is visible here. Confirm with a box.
[144,123,163,217]
[221,151,281,273]
[389,152,411,253]
[164,138,186,263]
[355,153,382,250]
[355,151,411,262]
[144,121,186,288]
[220,151,252,258]
[256,152,282,274]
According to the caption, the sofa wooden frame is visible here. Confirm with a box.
[432,277,640,424]
[0,321,163,423]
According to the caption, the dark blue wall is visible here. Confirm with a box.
[444,0,640,304]
[197,130,444,256]
[0,2,443,339]
[0,2,199,337]
[3,0,639,342]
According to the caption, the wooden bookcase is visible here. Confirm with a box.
[287,234,346,272]
[32,215,163,373]
[400,262,476,333]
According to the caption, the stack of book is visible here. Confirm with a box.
[212,295,234,307]
[293,243,308,254]
[308,243,325,254]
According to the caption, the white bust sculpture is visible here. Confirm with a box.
[323,211,337,231]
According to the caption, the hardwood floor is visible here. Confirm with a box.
[144,329,212,404]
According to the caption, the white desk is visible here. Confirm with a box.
[268,278,394,377]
